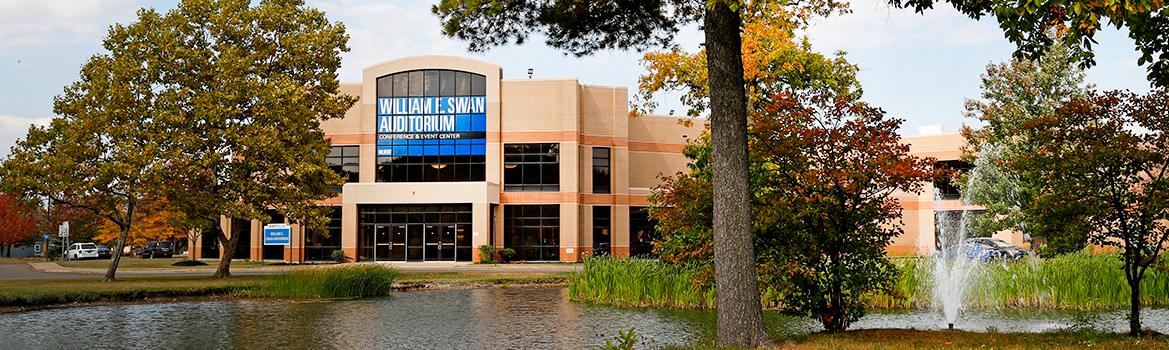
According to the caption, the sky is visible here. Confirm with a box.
[0,0,1155,159]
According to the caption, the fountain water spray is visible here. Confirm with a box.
[930,161,994,330]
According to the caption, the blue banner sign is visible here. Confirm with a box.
[376,96,487,157]
[263,224,291,246]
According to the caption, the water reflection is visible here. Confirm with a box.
[2,287,1168,350]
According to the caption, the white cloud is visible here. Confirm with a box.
[0,0,141,55]
[309,0,462,81]
[0,114,51,128]
[803,0,1003,50]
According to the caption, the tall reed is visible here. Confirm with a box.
[258,264,401,298]
[568,255,715,308]
[869,250,1169,309]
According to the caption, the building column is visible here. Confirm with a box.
[341,203,358,262]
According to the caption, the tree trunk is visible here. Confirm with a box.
[213,222,238,278]
[706,3,774,347]
[1130,274,1142,336]
[104,205,134,282]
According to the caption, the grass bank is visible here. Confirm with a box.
[0,275,264,310]
[650,329,1168,350]
[251,264,400,298]
[568,256,715,308]
[0,267,571,311]
[572,251,1169,311]
[869,250,1169,309]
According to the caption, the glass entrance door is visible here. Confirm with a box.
[375,225,391,261]
[391,225,407,261]
[407,225,424,261]
[439,225,456,261]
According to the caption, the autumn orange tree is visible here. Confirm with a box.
[1011,89,1169,336]
[94,197,184,251]
[0,194,37,258]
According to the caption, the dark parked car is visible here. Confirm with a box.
[140,241,175,259]
[966,237,1030,260]
[96,245,112,259]
[935,243,1001,261]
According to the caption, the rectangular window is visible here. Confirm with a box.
[593,206,611,256]
[327,146,360,192]
[504,205,560,261]
[593,147,611,194]
[504,143,560,192]
[376,155,485,182]
[630,207,661,257]
[305,206,343,261]
[934,160,973,200]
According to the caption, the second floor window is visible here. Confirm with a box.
[328,146,360,191]
[504,143,560,192]
[593,147,611,194]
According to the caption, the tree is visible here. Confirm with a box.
[0,16,173,280]
[93,196,184,251]
[433,1,845,345]
[958,37,1093,254]
[1012,89,1169,336]
[0,194,37,257]
[890,0,1169,87]
[651,90,935,333]
[126,0,355,278]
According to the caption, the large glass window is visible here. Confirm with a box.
[375,69,487,182]
[377,155,485,182]
[630,207,661,257]
[305,206,342,261]
[327,146,360,192]
[592,206,611,256]
[357,204,473,262]
[593,147,611,194]
[504,205,560,261]
[231,218,251,260]
[504,143,560,192]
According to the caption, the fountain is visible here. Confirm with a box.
[930,196,983,330]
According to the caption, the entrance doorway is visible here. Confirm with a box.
[358,204,474,262]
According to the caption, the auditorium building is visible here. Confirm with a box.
[189,56,1003,263]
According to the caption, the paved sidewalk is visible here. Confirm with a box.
[24,261,581,277]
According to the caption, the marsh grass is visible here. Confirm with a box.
[869,250,1169,309]
[568,256,714,308]
[257,264,400,298]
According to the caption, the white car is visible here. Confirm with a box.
[66,243,101,260]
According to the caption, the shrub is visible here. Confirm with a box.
[568,255,715,308]
[478,245,497,264]
[331,249,346,263]
[499,248,516,262]
[260,264,400,298]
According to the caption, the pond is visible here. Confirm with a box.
[4,287,1168,349]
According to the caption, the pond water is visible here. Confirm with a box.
[4,287,1168,349]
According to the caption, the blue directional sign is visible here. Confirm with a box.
[263,224,291,246]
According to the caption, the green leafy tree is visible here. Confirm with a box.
[958,38,1092,254]
[1012,89,1169,336]
[115,0,356,278]
[433,1,846,344]
[0,41,167,280]
[652,90,935,333]
[891,0,1169,87]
